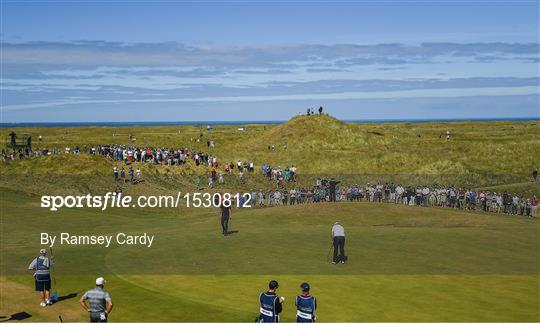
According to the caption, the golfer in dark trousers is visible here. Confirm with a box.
[79,277,113,323]
[295,282,317,322]
[220,201,231,236]
[331,221,346,264]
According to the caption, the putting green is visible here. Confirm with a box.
[2,275,539,322]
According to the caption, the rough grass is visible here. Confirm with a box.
[2,116,539,197]
[2,116,539,179]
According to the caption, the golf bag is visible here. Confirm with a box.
[50,247,58,302]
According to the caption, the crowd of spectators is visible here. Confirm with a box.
[3,144,537,218]
[245,180,538,218]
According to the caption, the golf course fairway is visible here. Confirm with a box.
[1,188,538,322]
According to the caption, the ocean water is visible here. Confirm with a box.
[0,117,538,128]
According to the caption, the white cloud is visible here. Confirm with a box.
[3,86,538,111]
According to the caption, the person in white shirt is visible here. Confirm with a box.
[421,187,430,206]
[331,222,346,264]
[396,185,404,204]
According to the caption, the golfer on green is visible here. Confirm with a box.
[331,221,346,264]
[79,277,113,322]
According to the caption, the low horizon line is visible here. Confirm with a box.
[1,116,539,128]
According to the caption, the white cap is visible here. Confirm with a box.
[39,248,47,255]
[96,277,106,285]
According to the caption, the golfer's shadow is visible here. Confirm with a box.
[226,230,239,235]
[0,312,31,322]
[56,293,78,303]
[0,293,77,322]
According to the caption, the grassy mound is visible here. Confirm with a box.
[250,114,348,145]
[1,118,539,192]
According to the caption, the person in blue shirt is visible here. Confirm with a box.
[469,190,477,210]
[258,280,284,322]
[295,282,317,322]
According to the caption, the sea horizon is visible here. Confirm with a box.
[1,117,538,128]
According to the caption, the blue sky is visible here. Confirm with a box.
[1,0,539,122]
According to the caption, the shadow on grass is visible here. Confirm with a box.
[56,293,78,303]
[0,312,32,321]
[0,294,76,322]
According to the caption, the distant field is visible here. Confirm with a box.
[2,115,539,183]
[1,117,539,322]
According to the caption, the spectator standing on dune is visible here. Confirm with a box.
[211,167,217,181]
[258,190,265,207]
[389,183,396,203]
[525,199,532,217]
[519,196,526,216]
[421,186,430,206]
[329,179,340,202]
[218,173,224,184]
[468,190,477,210]
[239,170,244,183]
[531,195,538,217]
[503,192,510,213]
